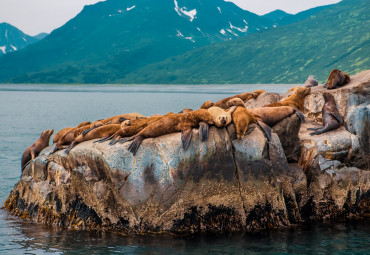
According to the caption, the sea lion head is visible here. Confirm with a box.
[296,87,311,97]
[322,92,334,102]
[41,129,54,138]
[227,98,245,108]
[200,100,214,109]
[121,120,131,127]
[207,106,235,127]
[93,121,104,128]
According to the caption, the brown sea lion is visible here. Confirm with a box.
[231,107,271,140]
[307,92,343,135]
[53,121,104,152]
[179,108,194,114]
[53,127,74,144]
[304,75,318,88]
[76,121,91,128]
[251,90,266,100]
[200,100,214,109]
[264,87,311,111]
[21,129,54,171]
[227,98,305,126]
[126,109,215,155]
[213,92,253,109]
[96,115,167,145]
[324,69,350,89]
[65,121,131,153]
[207,106,236,127]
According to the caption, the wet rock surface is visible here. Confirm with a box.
[4,70,370,234]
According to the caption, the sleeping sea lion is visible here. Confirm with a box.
[96,115,167,145]
[207,106,236,128]
[324,69,350,89]
[227,98,305,126]
[251,90,266,100]
[304,75,318,88]
[53,121,104,152]
[65,120,131,154]
[22,129,54,171]
[200,100,214,109]
[53,121,93,143]
[231,107,271,141]
[307,92,343,135]
[126,109,215,156]
[264,87,311,111]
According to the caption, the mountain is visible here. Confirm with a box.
[119,0,370,84]
[263,10,292,23]
[269,5,334,26]
[34,33,48,40]
[0,23,40,55]
[0,0,274,83]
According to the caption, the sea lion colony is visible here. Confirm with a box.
[21,69,350,170]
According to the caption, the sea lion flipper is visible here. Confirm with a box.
[118,136,135,144]
[199,121,209,141]
[65,141,77,154]
[128,136,143,156]
[294,109,306,123]
[94,135,113,143]
[82,127,94,137]
[256,120,271,141]
[181,128,193,151]
[330,112,343,124]
[307,127,320,131]
[119,117,128,122]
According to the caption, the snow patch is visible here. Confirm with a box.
[229,22,248,33]
[5,30,8,40]
[217,7,221,14]
[243,19,248,25]
[273,25,277,28]
[174,0,197,22]
[227,29,238,37]
[10,45,17,51]
[176,29,195,43]
[0,46,6,54]
[220,29,226,35]
[196,27,201,32]
[22,37,27,42]
[127,5,136,11]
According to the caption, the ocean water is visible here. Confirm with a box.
[1,84,370,254]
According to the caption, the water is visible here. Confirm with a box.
[1,83,370,254]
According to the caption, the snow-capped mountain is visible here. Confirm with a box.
[0,23,44,55]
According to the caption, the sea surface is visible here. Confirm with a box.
[1,84,370,254]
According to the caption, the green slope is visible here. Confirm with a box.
[121,0,370,84]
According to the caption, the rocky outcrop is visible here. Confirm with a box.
[4,70,370,234]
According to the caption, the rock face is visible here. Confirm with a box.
[5,70,370,234]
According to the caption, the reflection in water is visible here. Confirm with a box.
[2,208,370,254]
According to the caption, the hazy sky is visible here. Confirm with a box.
[0,0,341,36]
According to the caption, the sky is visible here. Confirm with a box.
[0,0,341,36]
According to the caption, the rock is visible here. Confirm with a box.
[5,70,370,234]
[245,92,280,108]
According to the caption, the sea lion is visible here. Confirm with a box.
[264,87,311,111]
[227,98,305,126]
[179,108,194,114]
[53,121,93,143]
[304,75,318,88]
[231,107,271,140]
[213,92,253,109]
[126,109,215,156]
[96,115,167,145]
[53,121,104,152]
[207,106,236,128]
[251,90,266,100]
[324,69,350,89]
[200,100,214,109]
[21,129,54,171]
[307,92,343,135]
[65,120,131,153]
